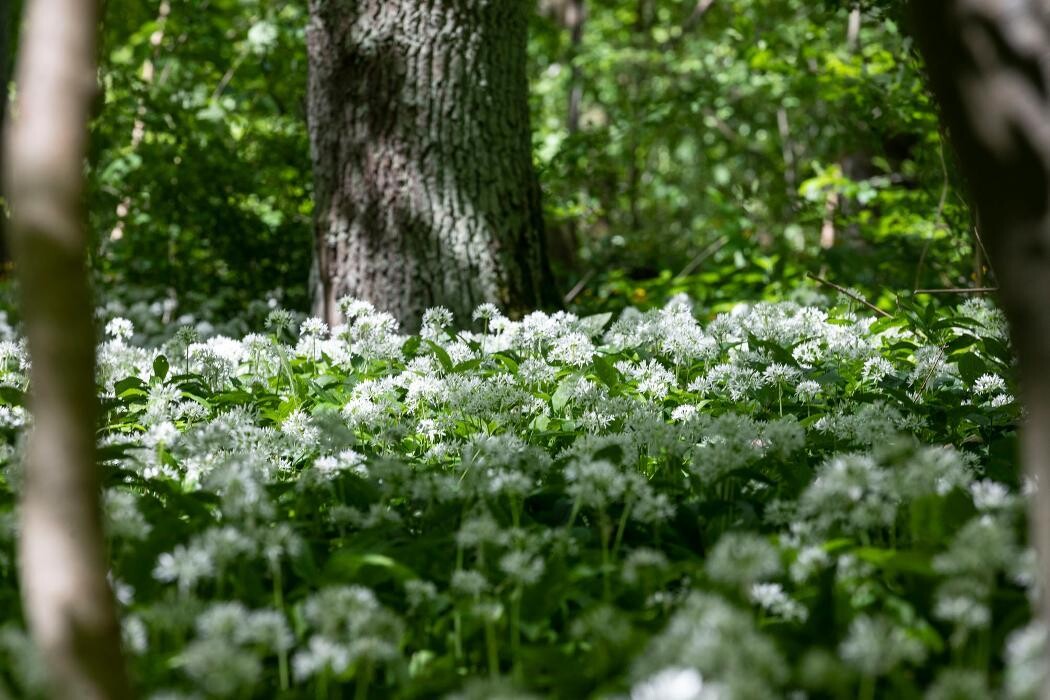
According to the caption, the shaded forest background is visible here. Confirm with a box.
[1,0,973,331]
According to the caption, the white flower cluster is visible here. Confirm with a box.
[0,295,1029,699]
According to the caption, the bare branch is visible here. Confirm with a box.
[806,272,891,318]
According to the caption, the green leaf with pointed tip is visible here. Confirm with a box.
[153,354,169,381]
[592,355,621,389]
[551,374,580,414]
[425,340,454,372]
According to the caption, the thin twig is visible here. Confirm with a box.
[683,0,716,31]
[913,238,932,292]
[563,270,596,305]
[935,139,949,225]
[675,235,729,278]
[212,51,247,102]
[971,224,995,278]
[806,272,890,317]
[913,287,998,294]
[914,138,950,289]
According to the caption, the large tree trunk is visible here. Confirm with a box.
[910,0,1050,670]
[306,0,556,330]
[2,0,133,697]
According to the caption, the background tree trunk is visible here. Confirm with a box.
[0,0,19,264]
[306,0,556,330]
[910,0,1050,665]
[0,1,10,146]
[2,0,133,696]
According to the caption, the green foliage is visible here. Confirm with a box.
[88,0,313,320]
[0,296,1037,698]
[1,0,976,320]
[530,0,975,306]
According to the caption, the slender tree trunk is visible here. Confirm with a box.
[566,0,585,135]
[547,0,585,281]
[0,1,10,142]
[306,0,556,330]
[2,0,133,697]
[911,0,1050,671]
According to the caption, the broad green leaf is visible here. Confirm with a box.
[551,374,580,413]
[152,354,170,381]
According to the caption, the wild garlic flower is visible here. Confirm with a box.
[749,583,807,623]
[861,356,894,384]
[337,296,375,320]
[421,306,454,337]
[451,570,490,597]
[622,548,669,585]
[933,582,991,630]
[1005,622,1047,699]
[630,667,710,700]
[105,490,153,541]
[106,317,135,342]
[549,332,596,367]
[973,373,1007,395]
[925,670,991,700]
[153,544,213,593]
[970,480,1014,511]
[617,359,675,399]
[499,550,545,586]
[472,303,502,322]
[763,363,800,385]
[299,317,329,339]
[840,615,926,677]
[706,533,781,587]
[637,592,787,697]
[566,458,629,509]
[174,638,262,696]
[292,636,351,682]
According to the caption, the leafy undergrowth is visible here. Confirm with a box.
[0,295,1041,699]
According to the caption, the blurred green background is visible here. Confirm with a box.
[4,0,976,325]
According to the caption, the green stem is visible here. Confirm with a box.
[485,619,500,679]
[355,660,373,700]
[599,507,611,601]
[454,611,464,662]
[453,541,465,661]
[510,589,522,681]
[272,561,289,691]
[611,500,633,560]
[565,495,582,533]
[858,675,876,700]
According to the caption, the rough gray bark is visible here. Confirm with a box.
[2,0,133,696]
[911,0,1050,667]
[306,0,556,330]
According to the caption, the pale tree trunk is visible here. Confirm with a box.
[2,0,133,697]
[306,0,556,330]
[911,0,1050,676]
